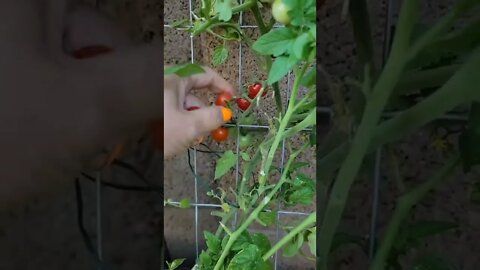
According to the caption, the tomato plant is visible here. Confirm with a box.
[166,0,316,269]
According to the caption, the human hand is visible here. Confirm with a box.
[163,66,235,157]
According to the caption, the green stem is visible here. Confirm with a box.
[262,212,316,260]
[213,144,307,270]
[258,65,308,187]
[251,1,267,34]
[369,155,459,270]
[318,0,418,267]
[394,64,460,95]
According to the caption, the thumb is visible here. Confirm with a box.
[188,106,225,137]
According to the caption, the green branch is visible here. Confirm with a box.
[262,212,316,260]
[370,155,460,270]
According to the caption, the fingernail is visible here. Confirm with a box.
[221,107,233,122]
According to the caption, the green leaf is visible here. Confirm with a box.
[292,33,310,59]
[252,28,297,56]
[215,150,237,179]
[213,45,229,66]
[241,152,251,161]
[413,254,459,270]
[293,173,314,188]
[232,231,252,251]
[227,244,263,270]
[204,231,221,254]
[459,102,480,172]
[251,233,271,255]
[267,55,297,85]
[166,258,185,270]
[283,233,303,257]
[164,64,205,77]
[199,251,212,267]
[179,198,191,209]
[257,211,277,226]
[307,227,316,256]
[288,186,314,205]
[215,0,233,21]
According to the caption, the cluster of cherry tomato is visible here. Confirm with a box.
[210,82,267,143]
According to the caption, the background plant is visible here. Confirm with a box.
[318,0,480,269]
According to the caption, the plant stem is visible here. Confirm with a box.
[259,65,308,186]
[262,212,316,260]
[369,155,459,270]
[213,144,307,270]
[318,0,418,267]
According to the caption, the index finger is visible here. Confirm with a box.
[184,66,236,96]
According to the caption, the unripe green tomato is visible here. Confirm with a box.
[239,133,253,148]
[272,0,291,25]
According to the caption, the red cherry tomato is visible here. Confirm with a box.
[72,45,113,59]
[211,127,229,142]
[236,98,251,111]
[187,106,200,111]
[248,83,266,99]
[215,92,233,107]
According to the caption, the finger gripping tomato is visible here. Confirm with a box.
[215,92,233,107]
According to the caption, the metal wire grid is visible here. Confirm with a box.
[89,0,470,268]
